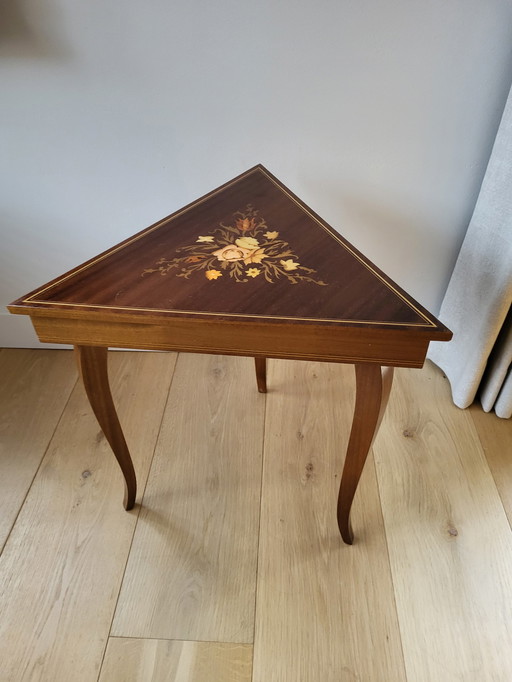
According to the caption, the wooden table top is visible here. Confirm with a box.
[9,165,451,343]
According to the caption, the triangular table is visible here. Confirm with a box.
[9,166,452,543]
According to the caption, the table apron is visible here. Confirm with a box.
[30,315,430,368]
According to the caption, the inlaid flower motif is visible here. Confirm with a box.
[213,244,253,262]
[235,236,259,250]
[236,217,256,232]
[243,248,267,264]
[213,237,267,266]
[205,269,222,280]
[141,204,327,286]
[280,259,299,271]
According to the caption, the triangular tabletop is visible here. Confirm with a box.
[9,165,451,338]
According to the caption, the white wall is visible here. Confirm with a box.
[2,0,512,347]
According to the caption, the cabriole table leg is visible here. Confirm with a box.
[74,345,137,510]
[337,364,394,544]
[254,357,267,393]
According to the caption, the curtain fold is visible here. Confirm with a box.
[428,84,512,418]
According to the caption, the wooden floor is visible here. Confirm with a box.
[1,349,511,682]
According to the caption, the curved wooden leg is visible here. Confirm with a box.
[74,345,136,510]
[337,364,394,544]
[255,357,267,393]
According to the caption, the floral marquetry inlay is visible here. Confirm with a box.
[142,205,328,285]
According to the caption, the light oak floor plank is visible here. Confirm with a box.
[252,360,407,682]
[0,351,176,682]
[3,350,512,682]
[0,349,77,551]
[375,361,512,682]
[112,354,265,643]
[98,638,252,682]
[469,403,512,526]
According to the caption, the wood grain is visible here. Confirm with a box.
[75,345,137,509]
[112,353,265,643]
[3,350,512,681]
[0,352,176,682]
[375,361,512,681]
[0,349,76,551]
[254,356,267,393]
[337,364,394,543]
[98,638,252,682]
[469,403,512,526]
[30,313,434,367]
[9,166,451,340]
[252,359,406,682]
[6,164,450,552]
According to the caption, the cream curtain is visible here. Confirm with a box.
[428,84,512,419]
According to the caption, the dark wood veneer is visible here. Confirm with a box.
[9,166,450,337]
[8,164,452,543]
